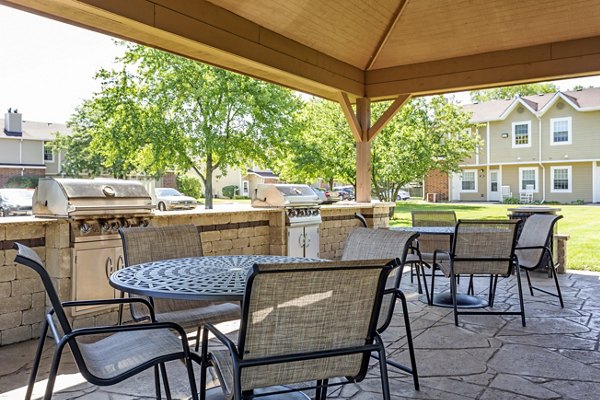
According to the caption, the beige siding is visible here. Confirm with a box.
[21,141,43,165]
[0,139,20,164]
[489,107,539,164]
[478,128,487,165]
[544,162,593,203]
[459,169,486,201]
[542,105,600,161]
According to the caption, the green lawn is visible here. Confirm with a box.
[390,201,600,271]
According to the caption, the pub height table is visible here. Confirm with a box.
[390,226,488,309]
[110,254,319,400]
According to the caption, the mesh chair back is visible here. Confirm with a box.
[119,225,204,317]
[451,220,520,276]
[515,214,563,268]
[236,259,393,391]
[411,210,456,255]
[341,227,418,331]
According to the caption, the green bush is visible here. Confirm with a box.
[222,185,239,199]
[176,175,202,199]
[572,199,585,205]
[502,197,520,204]
[233,195,250,200]
[4,175,39,188]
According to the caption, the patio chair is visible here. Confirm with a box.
[515,214,564,307]
[501,185,512,201]
[433,220,525,326]
[119,225,241,349]
[13,242,199,400]
[199,259,395,400]
[520,184,534,204]
[341,227,420,389]
[410,210,457,303]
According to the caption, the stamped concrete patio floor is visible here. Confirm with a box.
[1,269,600,400]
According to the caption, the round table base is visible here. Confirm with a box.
[420,292,488,309]
[204,386,310,400]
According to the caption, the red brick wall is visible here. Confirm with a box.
[423,169,449,201]
[0,168,45,188]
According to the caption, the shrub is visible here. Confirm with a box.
[233,195,250,200]
[176,175,202,199]
[4,175,39,188]
[502,197,520,204]
[571,199,585,205]
[222,185,239,199]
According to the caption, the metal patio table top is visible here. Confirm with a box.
[109,255,321,301]
[390,226,455,235]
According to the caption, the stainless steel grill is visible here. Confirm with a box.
[252,183,321,258]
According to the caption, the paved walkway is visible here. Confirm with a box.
[1,269,599,399]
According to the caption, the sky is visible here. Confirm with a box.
[2,4,600,124]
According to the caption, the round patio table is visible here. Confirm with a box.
[110,254,319,400]
[390,226,487,309]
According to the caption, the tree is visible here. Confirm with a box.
[371,96,478,201]
[470,83,558,102]
[54,43,302,208]
[279,96,478,201]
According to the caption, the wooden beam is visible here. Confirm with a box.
[355,98,371,203]
[366,0,409,70]
[366,35,600,99]
[337,92,363,142]
[368,94,411,141]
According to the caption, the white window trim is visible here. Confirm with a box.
[460,169,478,193]
[550,166,572,193]
[550,117,572,145]
[512,121,531,148]
[43,143,55,163]
[518,167,539,193]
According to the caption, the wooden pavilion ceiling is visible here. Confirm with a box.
[3,0,600,102]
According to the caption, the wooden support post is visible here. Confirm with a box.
[356,98,371,203]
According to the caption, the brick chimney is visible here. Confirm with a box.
[4,108,22,136]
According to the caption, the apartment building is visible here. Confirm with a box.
[442,87,600,203]
[0,110,70,187]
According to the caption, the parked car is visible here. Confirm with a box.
[312,187,340,204]
[333,186,355,200]
[397,190,410,200]
[309,187,327,204]
[154,188,198,211]
[0,188,33,217]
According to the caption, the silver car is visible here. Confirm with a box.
[0,188,33,217]
[155,188,198,211]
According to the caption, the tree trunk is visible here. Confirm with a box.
[204,154,214,209]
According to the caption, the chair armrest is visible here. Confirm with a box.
[433,250,451,265]
[63,321,189,344]
[516,245,551,252]
[204,323,240,358]
[61,298,156,321]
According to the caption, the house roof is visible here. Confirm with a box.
[246,169,279,179]
[464,87,600,123]
[5,0,600,102]
[1,119,71,141]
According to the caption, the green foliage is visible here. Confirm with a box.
[4,175,39,188]
[55,42,302,208]
[233,195,250,200]
[371,96,478,201]
[176,175,202,200]
[222,185,239,199]
[572,199,585,205]
[502,197,521,204]
[470,83,558,102]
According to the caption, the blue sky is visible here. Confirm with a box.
[2,4,600,124]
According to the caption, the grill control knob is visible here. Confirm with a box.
[288,209,296,217]
[80,223,91,235]
[312,209,319,216]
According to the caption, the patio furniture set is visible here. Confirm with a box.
[10,209,564,400]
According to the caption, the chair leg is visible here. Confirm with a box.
[467,275,474,295]
[44,344,65,400]
[375,335,391,400]
[159,363,172,400]
[420,263,430,305]
[200,327,210,400]
[524,269,534,296]
[515,267,527,327]
[154,365,162,400]
[551,265,565,308]
[451,274,459,326]
[316,378,328,400]
[195,326,203,352]
[429,266,436,306]
[184,356,200,400]
[26,319,49,400]
[396,290,419,390]
[413,263,422,294]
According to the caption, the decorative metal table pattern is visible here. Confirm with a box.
[109,255,321,301]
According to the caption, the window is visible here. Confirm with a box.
[512,121,531,148]
[551,166,572,193]
[550,117,572,145]
[43,143,54,162]
[461,170,477,192]
[519,167,538,192]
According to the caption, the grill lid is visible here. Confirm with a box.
[251,183,319,207]
[33,177,154,218]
